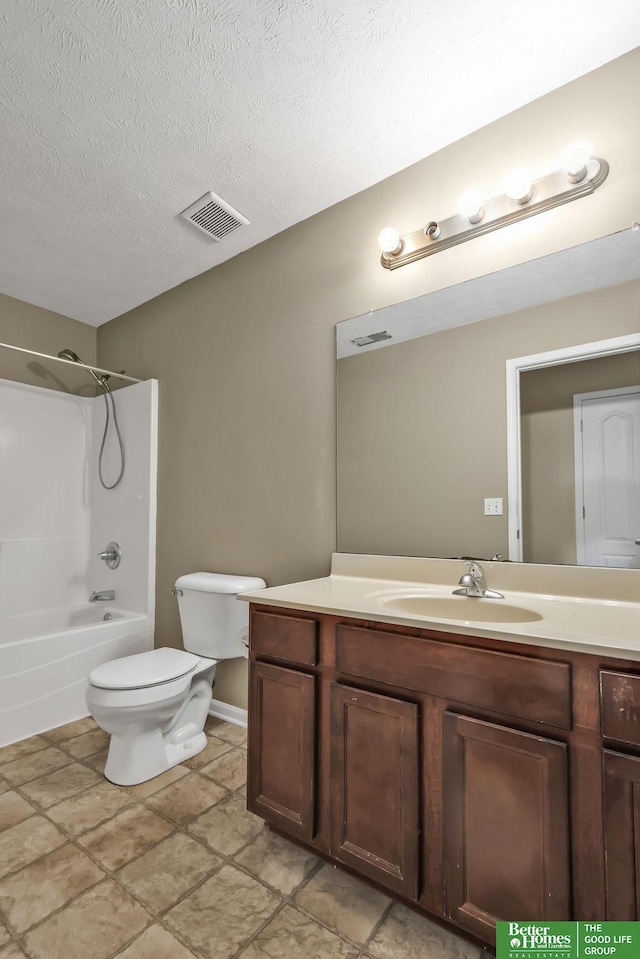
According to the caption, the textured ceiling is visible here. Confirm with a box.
[2,1,640,326]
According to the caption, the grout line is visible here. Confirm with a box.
[9,875,122,954]
[0,753,75,791]
[0,825,71,885]
[227,900,291,959]
[362,897,394,949]
[293,895,386,952]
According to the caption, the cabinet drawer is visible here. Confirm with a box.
[601,670,640,746]
[336,625,571,729]
[250,610,318,666]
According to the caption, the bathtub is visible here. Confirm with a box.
[0,605,152,747]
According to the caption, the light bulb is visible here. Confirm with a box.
[505,167,533,204]
[457,190,483,224]
[377,227,402,256]
[562,140,593,183]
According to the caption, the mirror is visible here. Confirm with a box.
[337,229,640,567]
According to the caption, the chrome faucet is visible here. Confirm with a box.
[89,589,115,602]
[453,561,504,599]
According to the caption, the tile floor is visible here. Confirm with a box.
[0,716,485,959]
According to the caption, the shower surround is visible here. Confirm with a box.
[0,376,158,746]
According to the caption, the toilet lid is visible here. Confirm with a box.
[89,648,201,690]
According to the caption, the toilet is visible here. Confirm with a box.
[86,572,265,786]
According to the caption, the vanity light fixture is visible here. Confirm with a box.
[378,142,608,270]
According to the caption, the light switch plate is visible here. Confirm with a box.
[484,497,503,515]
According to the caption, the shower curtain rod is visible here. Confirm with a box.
[0,341,142,384]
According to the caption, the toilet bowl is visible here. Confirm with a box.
[86,647,216,785]
[86,571,265,785]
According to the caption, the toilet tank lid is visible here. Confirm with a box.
[175,572,266,594]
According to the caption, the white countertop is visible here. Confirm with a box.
[239,554,640,662]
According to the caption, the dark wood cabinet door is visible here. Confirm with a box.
[603,749,640,919]
[330,682,419,899]
[443,712,571,940]
[247,661,316,841]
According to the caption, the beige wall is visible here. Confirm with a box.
[0,292,96,390]
[521,351,640,565]
[338,280,640,560]
[97,49,640,710]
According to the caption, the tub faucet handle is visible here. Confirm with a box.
[98,542,121,569]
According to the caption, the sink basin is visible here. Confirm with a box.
[382,595,543,624]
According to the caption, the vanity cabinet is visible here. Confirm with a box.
[247,604,640,945]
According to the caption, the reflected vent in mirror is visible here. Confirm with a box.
[180,191,250,241]
[351,331,392,348]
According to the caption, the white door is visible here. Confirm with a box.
[575,386,640,567]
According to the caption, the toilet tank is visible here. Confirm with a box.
[175,572,266,659]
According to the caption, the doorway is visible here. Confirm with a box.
[506,332,640,564]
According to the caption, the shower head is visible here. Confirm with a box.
[57,348,105,388]
[57,348,82,362]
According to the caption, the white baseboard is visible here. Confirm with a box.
[208,699,247,728]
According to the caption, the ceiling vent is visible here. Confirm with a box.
[180,191,250,241]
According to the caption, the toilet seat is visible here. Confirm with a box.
[89,647,200,691]
[86,671,197,711]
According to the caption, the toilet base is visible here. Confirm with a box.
[94,667,216,786]
[104,723,208,786]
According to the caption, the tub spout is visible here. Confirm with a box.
[90,590,115,602]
